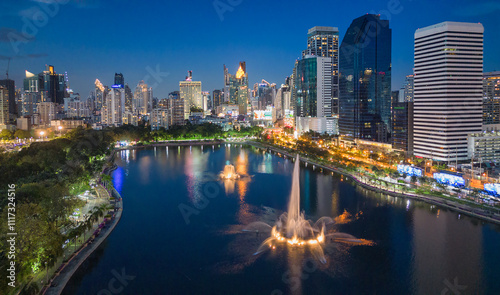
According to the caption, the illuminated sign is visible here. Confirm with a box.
[484,183,500,196]
[111,84,123,88]
[397,164,422,177]
[433,173,465,187]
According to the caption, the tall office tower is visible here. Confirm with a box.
[114,73,124,88]
[124,84,133,111]
[294,56,332,117]
[101,88,125,126]
[39,65,66,104]
[167,91,185,125]
[202,91,211,111]
[413,22,483,162]
[213,89,223,109]
[392,90,409,152]
[223,62,249,107]
[179,73,202,120]
[0,86,9,125]
[339,14,392,143]
[95,79,105,111]
[404,75,414,102]
[483,72,500,130]
[22,70,41,116]
[0,79,15,118]
[302,26,339,115]
[133,80,151,116]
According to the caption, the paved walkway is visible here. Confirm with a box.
[249,141,500,225]
[42,196,123,295]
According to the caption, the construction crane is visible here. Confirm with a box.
[6,58,10,79]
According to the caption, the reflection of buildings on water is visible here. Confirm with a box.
[412,210,483,294]
[184,146,210,204]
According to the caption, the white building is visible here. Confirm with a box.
[413,21,484,162]
[180,80,202,119]
[101,88,125,126]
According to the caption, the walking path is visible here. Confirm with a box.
[42,191,123,295]
[248,141,500,225]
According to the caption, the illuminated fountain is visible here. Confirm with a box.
[246,155,372,264]
[220,161,240,180]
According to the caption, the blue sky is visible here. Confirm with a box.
[1,0,499,98]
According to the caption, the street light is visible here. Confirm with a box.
[39,131,45,141]
[58,125,63,137]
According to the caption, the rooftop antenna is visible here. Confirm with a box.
[6,58,10,79]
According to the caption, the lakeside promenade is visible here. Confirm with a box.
[247,141,500,225]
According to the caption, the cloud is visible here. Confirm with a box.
[0,53,48,60]
[454,2,500,17]
[0,27,35,43]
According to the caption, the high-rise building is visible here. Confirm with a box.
[167,91,184,126]
[180,73,202,120]
[113,73,124,88]
[413,21,484,162]
[37,101,56,126]
[302,26,339,115]
[392,90,409,152]
[133,81,151,116]
[202,91,211,111]
[151,107,170,131]
[0,86,9,125]
[223,62,249,111]
[38,65,66,104]
[294,56,332,118]
[101,88,125,126]
[483,72,500,130]
[403,75,414,102]
[0,79,15,118]
[124,84,133,111]
[213,89,223,109]
[339,14,392,143]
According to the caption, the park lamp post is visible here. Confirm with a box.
[39,131,45,141]
[58,125,63,136]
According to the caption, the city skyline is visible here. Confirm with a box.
[1,0,500,98]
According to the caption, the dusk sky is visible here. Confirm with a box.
[1,0,499,98]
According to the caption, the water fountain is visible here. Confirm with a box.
[246,155,372,263]
[220,161,240,180]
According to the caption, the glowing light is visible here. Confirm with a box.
[236,65,245,79]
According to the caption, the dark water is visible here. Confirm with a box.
[63,144,500,295]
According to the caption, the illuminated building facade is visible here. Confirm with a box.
[302,26,339,115]
[223,62,249,113]
[413,22,483,162]
[339,14,392,143]
[483,72,500,130]
[0,86,9,125]
[179,74,202,119]
[0,79,15,117]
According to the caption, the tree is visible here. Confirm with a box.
[14,129,31,139]
[0,129,13,140]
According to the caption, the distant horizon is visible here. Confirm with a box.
[1,0,499,98]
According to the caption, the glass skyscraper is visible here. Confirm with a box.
[339,14,392,143]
